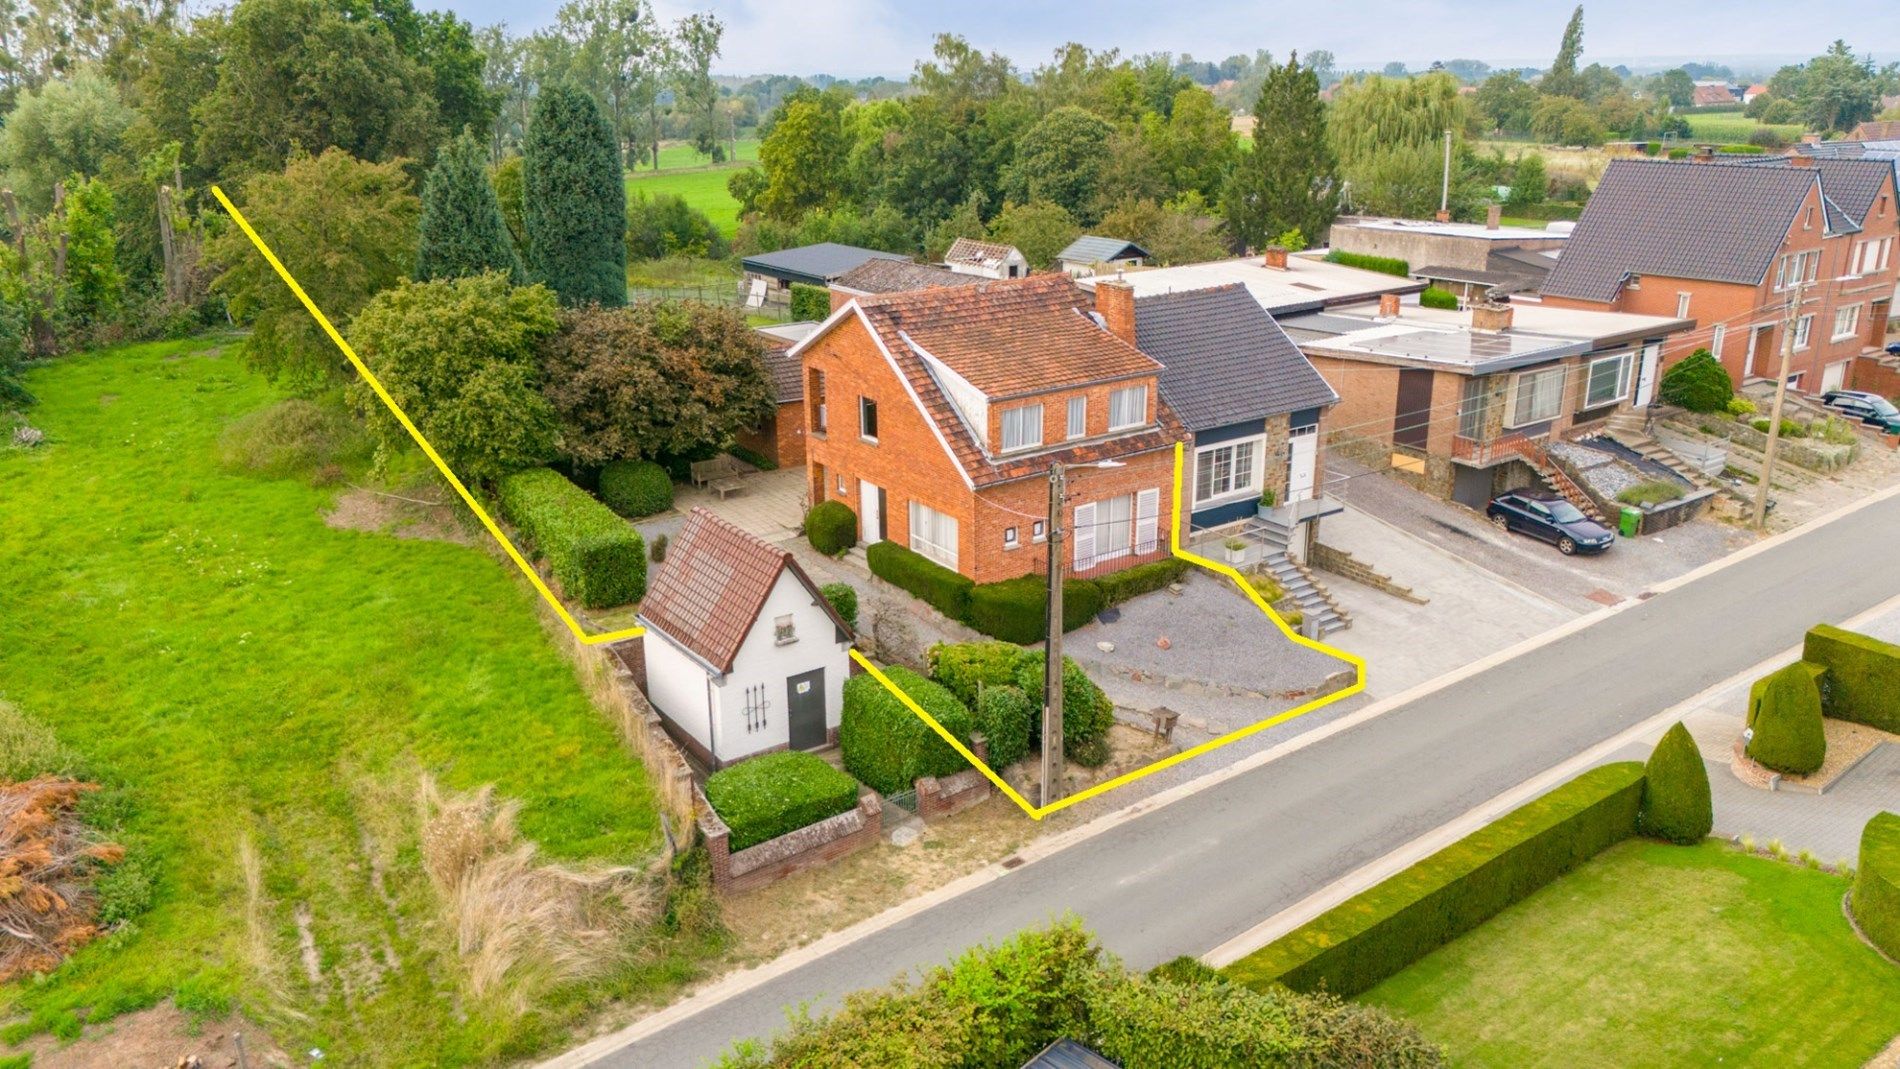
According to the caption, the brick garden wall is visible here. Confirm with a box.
[699,786,883,895]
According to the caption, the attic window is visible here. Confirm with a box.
[774,615,797,645]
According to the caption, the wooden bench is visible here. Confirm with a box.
[689,456,747,489]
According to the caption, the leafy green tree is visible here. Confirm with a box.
[59,176,122,325]
[0,246,33,407]
[208,149,420,390]
[1658,68,1696,108]
[0,69,135,213]
[625,191,726,259]
[757,86,849,220]
[1474,71,1539,135]
[671,12,724,157]
[1779,41,1881,133]
[550,0,667,169]
[1532,95,1608,146]
[1639,722,1713,844]
[1542,5,1586,98]
[1005,105,1114,223]
[416,132,524,283]
[987,200,1082,270]
[1223,53,1334,252]
[346,272,562,483]
[1507,153,1547,206]
[522,82,627,307]
[1658,349,1733,412]
[491,155,526,251]
[1147,87,1236,201]
[537,300,774,465]
[1330,72,1467,217]
[416,8,499,144]
[1098,197,1227,266]
[922,194,988,262]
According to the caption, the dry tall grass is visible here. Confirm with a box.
[416,774,656,1012]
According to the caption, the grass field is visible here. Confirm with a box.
[625,137,757,238]
[0,338,711,1065]
[1682,112,1806,144]
[1363,840,1900,1067]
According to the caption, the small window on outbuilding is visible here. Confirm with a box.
[774,615,796,645]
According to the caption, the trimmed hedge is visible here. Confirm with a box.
[1854,811,1900,962]
[928,640,1026,709]
[805,499,858,556]
[1224,762,1646,998]
[967,575,1104,643]
[597,458,673,518]
[819,582,858,629]
[1015,651,1116,764]
[1323,249,1410,277]
[975,685,1034,768]
[704,751,860,851]
[867,540,973,622]
[1803,624,1900,733]
[1418,286,1459,310]
[1747,661,1827,775]
[840,667,974,794]
[1092,557,1187,607]
[1658,348,1734,413]
[497,467,646,608]
[1639,722,1713,844]
[789,281,830,322]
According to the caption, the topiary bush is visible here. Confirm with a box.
[704,751,860,851]
[840,668,974,794]
[597,458,673,517]
[1803,624,1900,733]
[819,582,858,630]
[805,499,858,556]
[966,576,1106,642]
[867,540,973,622]
[928,640,1028,709]
[975,685,1035,768]
[1014,652,1115,763]
[1658,348,1734,413]
[497,467,646,607]
[1418,286,1460,310]
[789,282,831,322]
[1639,722,1713,844]
[1853,811,1900,961]
[1747,661,1827,775]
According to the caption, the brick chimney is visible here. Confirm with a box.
[1485,204,1502,230]
[1094,280,1137,346]
[1787,154,1815,168]
[1471,300,1514,333]
[1262,245,1289,270]
[1434,209,1452,222]
[1378,293,1401,319]
[1692,145,1716,163]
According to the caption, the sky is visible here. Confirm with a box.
[437,0,1899,80]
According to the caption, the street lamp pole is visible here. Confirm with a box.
[1753,281,1806,529]
[1039,462,1067,809]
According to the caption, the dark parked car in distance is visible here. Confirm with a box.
[1486,492,1615,555]
[1820,390,1900,434]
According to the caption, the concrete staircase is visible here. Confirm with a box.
[1489,432,1608,525]
[1594,411,1739,500]
[1240,516,1349,636]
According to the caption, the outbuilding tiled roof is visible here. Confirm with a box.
[1541,159,1820,303]
[639,508,847,673]
[1056,235,1150,265]
[943,238,1022,270]
[832,257,987,295]
[755,333,804,404]
[1135,284,1337,433]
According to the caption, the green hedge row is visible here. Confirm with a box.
[1804,624,1900,733]
[597,458,673,518]
[498,468,646,608]
[704,751,860,851]
[1855,811,1900,962]
[1323,249,1410,277]
[789,282,831,321]
[967,575,1103,643]
[1419,286,1459,310]
[840,667,974,794]
[925,641,1114,767]
[867,540,973,621]
[870,541,1184,643]
[1224,761,1646,998]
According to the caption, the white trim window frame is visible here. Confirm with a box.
[1711,323,1726,359]
[1832,303,1862,341]
[1793,313,1813,351]
[907,501,959,569]
[1192,437,1261,505]
[1582,352,1633,409]
[1108,384,1148,431]
[1506,366,1566,428]
[999,402,1043,453]
[1066,395,1087,440]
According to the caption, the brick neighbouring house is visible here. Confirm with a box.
[735,322,821,468]
[637,508,855,769]
[791,273,1185,585]
[1540,157,1899,394]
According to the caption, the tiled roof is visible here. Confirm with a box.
[1850,120,1900,142]
[832,257,987,295]
[1807,158,1895,226]
[740,242,909,284]
[1542,159,1819,303]
[756,333,804,403]
[1135,284,1337,433]
[1691,84,1737,106]
[1056,235,1150,265]
[639,509,846,673]
[943,238,1021,270]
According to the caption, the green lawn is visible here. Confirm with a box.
[1363,840,1900,1068]
[1681,112,1806,144]
[643,137,758,170]
[0,338,700,1065]
[627,165,746,237]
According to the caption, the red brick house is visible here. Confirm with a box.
[734,323,819,468]
[790,274,1184,585]
[1541,158,1898,394]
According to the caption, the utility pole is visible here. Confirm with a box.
[1040,462,1067,809]
[1753,282,1806,529]
[1438,130,1452,220]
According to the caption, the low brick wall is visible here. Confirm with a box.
[699,785,883,895]
[917,767,991,820]
[1310,544,1428,604]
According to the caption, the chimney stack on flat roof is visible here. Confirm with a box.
[1262,245,1289,270]
[1378,292,1401,319]
[1094,279,1137,346]
[1485,204,1502,230]
[1471,300,1514,334]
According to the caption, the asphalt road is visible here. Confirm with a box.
[589,491,1900,1068]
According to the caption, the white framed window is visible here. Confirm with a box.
[1193,439,1260,504]
[1775,250,1820,290]
[1000,403,1043,452]
[774,615,796,645]
[1032,520,1046,543]
[1072,489,1159,571]
[836,473,847,494]
[1457,377,1487,439]
[1003,526,1020,549]
[1675,292,1691,318]
[907,501,959,569]
[1108,385,1148,430]
[1711,323,1726,359]
[1794,314,1813,351]
[1066,395,1087,440]
[1582,352,1632,409]
[1507,366,1566,427]
[1833,304,1862,341]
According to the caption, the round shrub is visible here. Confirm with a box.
[820,582,858,630]
[966,576,1106,643]
[975,685,1034,768]
[929,641,1027,709]
[840,668,974,794]
[1639,721,1713,844]
[1418,286,1460,310]
[1854,812,1900,962]
[1747,662,1827,775]
[705,751,860,851]
[806,499,858,556]
[1658,349,1734,413]
[1014,652,1114,760]
[597,459,673,517]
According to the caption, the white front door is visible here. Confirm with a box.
[1633,344,1660,408]
[1821,360,1848,394]
[859,480,883,543]
[1288,426,1318,503]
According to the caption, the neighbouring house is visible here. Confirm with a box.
[943,237,1029,279]
[736,322,820,468]
[638,508,854,769]
[1282,293,1693,509]
[1133,284,1340,545]
[827,257,988,312]
[1848,120,1900,143]
[1743,83,1770,104]
[1540,158,1899,394]
[1075,246,1423,318]
[1056,235,1151,278]
[741,242,911,310]
[1690,83,1739,108]
[1328,210,1570,301]
[792,273,1185,585]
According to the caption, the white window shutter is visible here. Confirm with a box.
[1073,502,1097,571]
[1134,488,1160,554]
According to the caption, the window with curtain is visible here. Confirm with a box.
[1000,403,1043,452]
[907,501,959,569]
[1582,353,1631,409]
[1067,395,1087,439]
[1108,385,1147,430]
[1509,367,1565,426]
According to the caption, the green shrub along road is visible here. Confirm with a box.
[0,337,708,1065]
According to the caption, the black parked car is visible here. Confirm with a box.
[1486,492,1615,555]
[1820,389,1900,434]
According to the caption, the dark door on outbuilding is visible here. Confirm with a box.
[1394,369,1433,451]
[787,668,826,751]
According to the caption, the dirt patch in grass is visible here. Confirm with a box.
[15,1003,292,1069]
[323,477,473,544]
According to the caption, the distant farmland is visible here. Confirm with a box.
[625,138,758,238]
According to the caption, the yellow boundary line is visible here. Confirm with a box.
[212,185,643,646]
[216,187,1364,810]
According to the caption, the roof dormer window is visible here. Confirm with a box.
[1000,403,1043,452]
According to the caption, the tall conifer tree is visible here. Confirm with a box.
[416,131,524,283]
[523,83,627,307]
[1543,6,1586,98]
[1222,53,1337,252]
